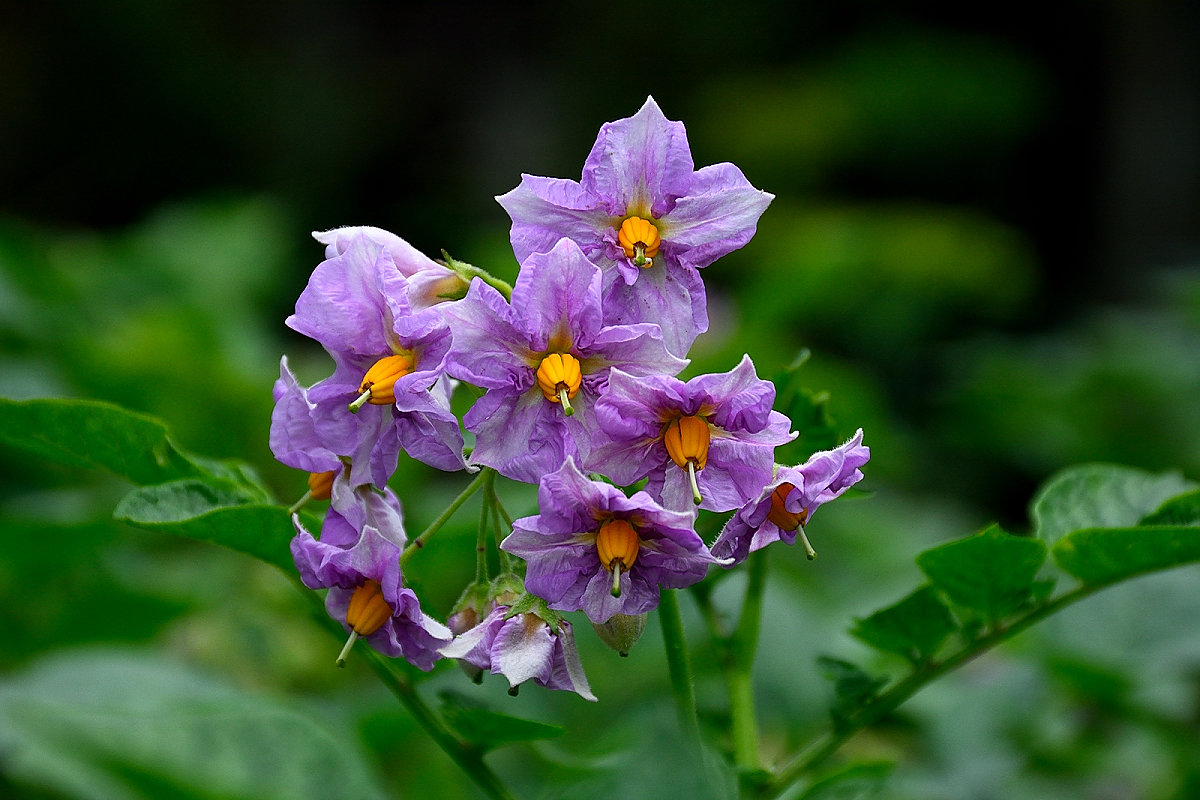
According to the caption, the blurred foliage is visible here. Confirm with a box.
[2,8,1200,800]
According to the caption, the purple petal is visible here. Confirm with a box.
[496,176,611,265]
[580,97,695,218]
[660,163,774,268]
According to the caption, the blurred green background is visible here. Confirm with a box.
[2,2,1199,799]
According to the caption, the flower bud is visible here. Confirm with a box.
[591,613,647,657]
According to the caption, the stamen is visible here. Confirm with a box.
[350,353,416,413]
[617,216,661,268]
[535,353,583,414]
[333,580,394,666]
[596,518,639,599]
[662,415,710,470]
[307,469,336,500]
[765,483,809,531]
[336,630,358,668]
[687,461,702,506]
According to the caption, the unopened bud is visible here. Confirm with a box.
[591,613,648,657]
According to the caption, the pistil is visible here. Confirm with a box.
[349,353,416,413]
[596,518,640,598]
[617,216,661,268]
[535,353,583,416]
[663,415,710,505]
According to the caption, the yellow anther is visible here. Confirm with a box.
[535,353,583,416]
[336,579,395,667]
[664,415,710,505]
[765,483,816,560]
[307,470,337,501]
[345,580,393,636]
[596,519,640,572]
[663,415,710,471]
[597,518,640,598]
[350,353,416,412]
[617,216,661,268]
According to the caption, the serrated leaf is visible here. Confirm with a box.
[1141,489,1200,526]
[437,691,563,750]
[115,480,297,572]
[1031,464,1194,545]
[851,585,958,662]
[1051,525,1200,586]
[0,650,387,800]
[916,524,1047,623]
[818,656,887,729]
[0,396,204,485]
[798,761,895,800]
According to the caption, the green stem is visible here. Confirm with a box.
[762,584,1101,798]
[295,584,518,800]
[658,588,702,751]
[728,551,768,772]
[475,474,492,583]
[400,469,490,568]
[487,479,515,572]
[360,651,518,800]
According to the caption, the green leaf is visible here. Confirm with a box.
[0,649,388,800]
[818,657,887,729]
[798,761,894,800]
[1051,525,1200,586]
[851,585,959,662]
[115,480,298,572]
[0,396,204,485]
[916,524,1047,623]
[437,691,564,751]
[1141,488,1200,526]
[1031,463,1195,546]
[772,350,841,456]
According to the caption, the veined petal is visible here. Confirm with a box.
[442,279,538,390]
[581,96,695,218]
[496,176,611,265]
[513,240,605,352]
[288,235,399,356]
[600,258,708,360]
[661,163,774,268]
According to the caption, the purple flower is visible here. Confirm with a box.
[291,484,451,670]
[285,229,466,486]
[496,96,773,357]
[440,604,596,701]
[269,355,343,476]
[710,429,870,565]
[312,226,467,310]
[442,237,686,484]
[501,458,719,624]
[588,355,796,512]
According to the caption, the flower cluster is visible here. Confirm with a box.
[270,97,869,700]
